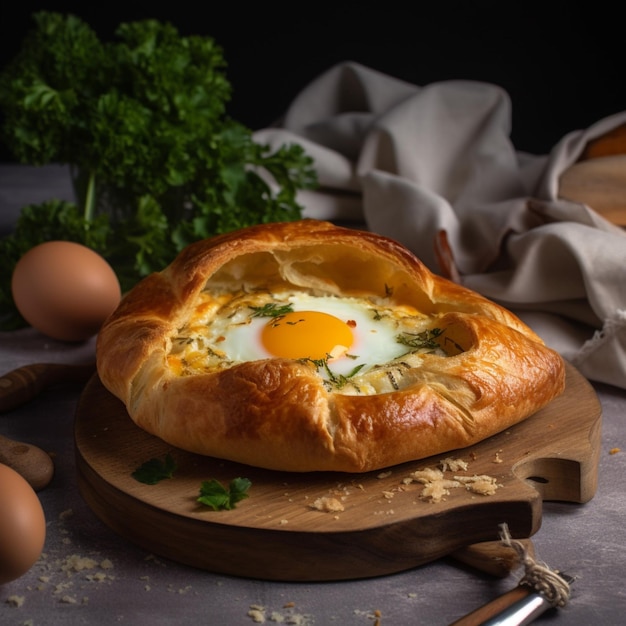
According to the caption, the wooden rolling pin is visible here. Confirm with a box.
[0,362,95,413]
[0,362,94,490]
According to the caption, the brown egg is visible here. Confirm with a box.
[0,463,46,585]
[11,241,122,342]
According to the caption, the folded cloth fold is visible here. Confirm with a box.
[254,61,626,389]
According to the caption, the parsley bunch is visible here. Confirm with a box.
[0,12,317,329]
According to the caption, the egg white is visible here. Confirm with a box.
[210,293,410,378]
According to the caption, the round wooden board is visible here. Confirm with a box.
[74,362,601,581]
[558,154,626,226]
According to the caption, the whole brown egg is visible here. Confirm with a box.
[11,241,122,342]
[0,463,46,584]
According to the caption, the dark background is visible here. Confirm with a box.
[0,2,624,162]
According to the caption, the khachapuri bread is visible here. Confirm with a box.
[96,220,566,473]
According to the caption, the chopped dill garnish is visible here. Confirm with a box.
[301,356,365,390]
[249,303,294,318]
[396,328,444,351]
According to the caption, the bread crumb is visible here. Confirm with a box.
[410,468,444,483]
[310,496,344,513]
[354,608,381,621]
[402,457,500,502]
[609,447,621,454]
[248,603,312,624]
[61,554,98,572]
[439,457,468,472]
[85,572,108,583]
[419,478,460,502]
[54,582,73,594]
[5,595,25,607]
[455,475,501,496]
[247,608,265,623]
[60,595,78,604]
[377,470,392,479]
[409,467,461,502]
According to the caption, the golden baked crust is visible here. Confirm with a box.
[96,219,566,473]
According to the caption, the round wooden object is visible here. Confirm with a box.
[0,434,54,491]
[559,155,626,226]
[74,362,600,581]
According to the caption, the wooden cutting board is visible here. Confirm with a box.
[74,362,601,581]
[559,154,626,226]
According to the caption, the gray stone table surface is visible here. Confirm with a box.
[1,164,625,625]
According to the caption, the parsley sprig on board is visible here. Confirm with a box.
[132,454,178,485]
[198,478,251,511]
[131,454,251,511]
[0,12,317,329]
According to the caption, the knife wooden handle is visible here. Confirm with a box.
[448,584,532,626]
[0,363,95,413]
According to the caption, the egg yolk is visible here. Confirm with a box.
[261,311,354,360]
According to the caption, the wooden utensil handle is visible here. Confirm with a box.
[451,539,533,578]
[0,363,95,412]
[0,433,54,491]
[448,585,532,626]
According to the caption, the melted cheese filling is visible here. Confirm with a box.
[168,289,454,394]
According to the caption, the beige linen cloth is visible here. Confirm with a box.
[254,62,626,389]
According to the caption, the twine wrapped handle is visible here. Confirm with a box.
[499,523,572,608]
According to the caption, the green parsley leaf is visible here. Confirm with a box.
[132,453,177,485]
[197,477,251,511]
